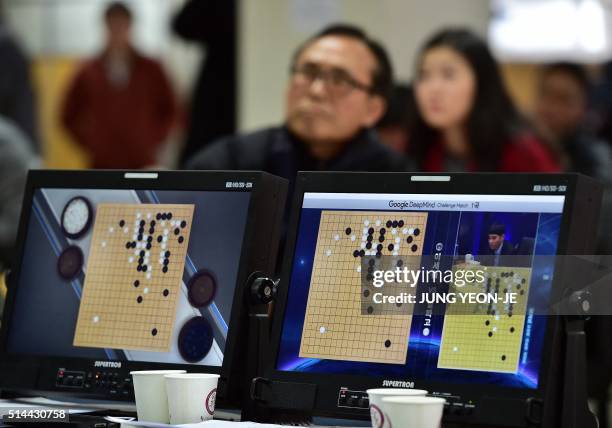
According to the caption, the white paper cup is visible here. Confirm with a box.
[366,388,428,428]
[165,373,220,424]
[130,370,186,423]
[381,396,446,428]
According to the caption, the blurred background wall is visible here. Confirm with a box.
[3,0,612,168]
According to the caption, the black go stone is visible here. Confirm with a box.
[385,340,391,348]
[134,280,140,287]
[137,296,143,304]
[163,266,168,273]
[163,289,169,297]
[411,244,418,252]
[152,328,158,336]
[174,228,180,235]
[368,227,374,235]
[388,244,394,251]
[157,236,163,243]
[180,221,187,228]
[386,220,392,228]
[178,236,184,244]
[367,306,374,314]
[345,227,352,235]
[398,220,404,227]
[119,220,125,227]
[414,228,420,236]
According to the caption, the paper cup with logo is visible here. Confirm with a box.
[130,370,186,423]
[366,388,428,428]
[381,396,445,428]
[164,373,220,424]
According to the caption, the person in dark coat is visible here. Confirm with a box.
[481,222,514,267]
[172,0,237,165]
[0,20,39,153]
[186,24,409,196]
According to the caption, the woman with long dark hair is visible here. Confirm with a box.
[409,28,559,172]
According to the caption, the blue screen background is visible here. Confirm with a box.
[277,207,562,389]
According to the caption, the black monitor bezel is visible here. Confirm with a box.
[0,169,284,405]
[267,172,584,425]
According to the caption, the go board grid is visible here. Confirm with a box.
[298,210,427,364]
[73,203,194,352]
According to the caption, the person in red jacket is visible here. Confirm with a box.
[408,28,559,173]
[61,2,177,169]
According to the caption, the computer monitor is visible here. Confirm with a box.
[0,170,287,406]
[267,172,601,427]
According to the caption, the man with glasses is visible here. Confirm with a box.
[185,24,409,190]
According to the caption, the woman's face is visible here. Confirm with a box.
[415,46,476,131]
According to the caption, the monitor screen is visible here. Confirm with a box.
[6,187,251,367]
[276,191,565,390]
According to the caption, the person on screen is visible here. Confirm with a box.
[61,2,177,169]
[482,222,514,267]
[407,28,560,172]
[185,24,409,192]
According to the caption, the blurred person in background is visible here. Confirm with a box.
[172,0,237,166]
[534,62,610,182]
[375,83,414,153]
[61,1,177,169]
[0,116,38,270]
[186,24,409,197]
[408,28,559,173]
[0,5,40,153]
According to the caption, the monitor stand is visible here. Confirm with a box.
[560,315,598,428]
